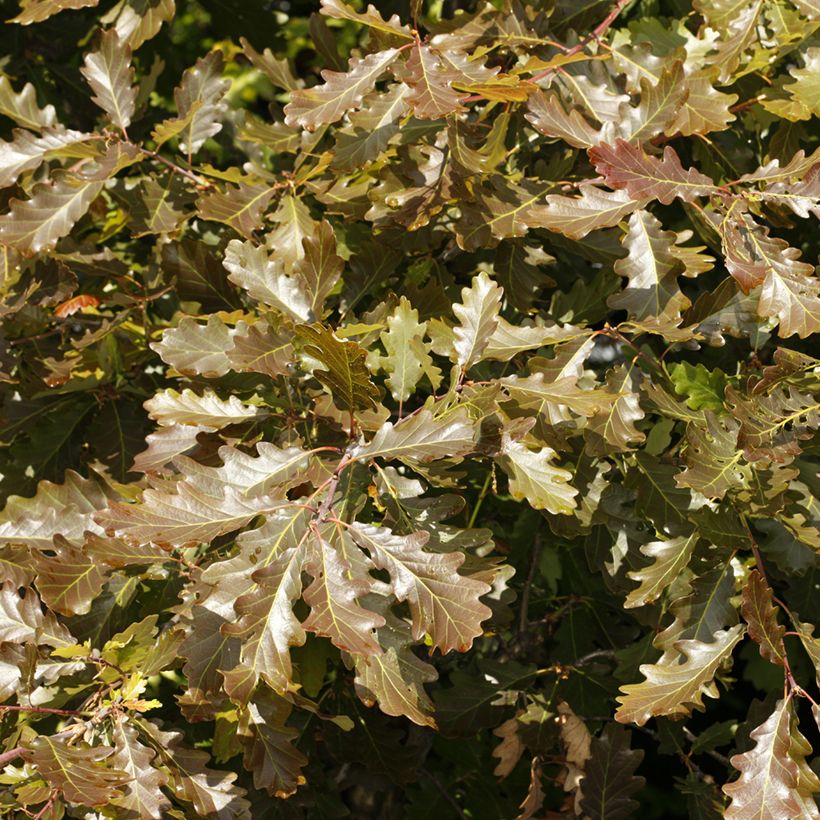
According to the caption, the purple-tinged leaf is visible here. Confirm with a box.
[589,139,719,204]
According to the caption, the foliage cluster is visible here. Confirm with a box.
[0,0,819,817]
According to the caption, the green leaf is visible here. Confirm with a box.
[579,724,645,820]
[296,323,380,413]
[670,362,728,412]
[374,296,440,402]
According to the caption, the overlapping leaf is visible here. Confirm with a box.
[285,50,400,131]
[349,523,491,654]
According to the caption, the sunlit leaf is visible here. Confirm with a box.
[285,50,400,131]
[10,0,100,25]
[589,139,719,204]
[616,625,744,725]
[24,736,129,806]
[80,29,137,131]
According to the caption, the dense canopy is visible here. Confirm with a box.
[0,0,819,817]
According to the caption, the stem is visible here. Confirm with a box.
[467,470,493,528]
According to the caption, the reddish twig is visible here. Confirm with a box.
[0,704,84,717]
[529,0,632,84]
[0,746,25,768]
[32,791,59,820]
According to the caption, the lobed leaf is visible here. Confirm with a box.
[285,49,401,131]
[741,570,786,667]
[80,29,137,131]
[616,625,744,726]
[349,523,492,654]
[589,139,719,204]
[723,698,804,819]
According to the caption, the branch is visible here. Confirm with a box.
[0,704,85,717]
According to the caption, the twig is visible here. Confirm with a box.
[0,746,25,768]
[682,727,732,767]
[518,531,542,639]
[32,791,59,820]
[573,649,617,667]
[423,770,468,820]
[0,705,84,717]
[529,0,632,84]
[137,145,212,189]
